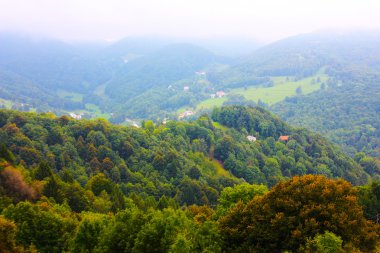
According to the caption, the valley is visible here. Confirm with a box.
[1,1,380,252]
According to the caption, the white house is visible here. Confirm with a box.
[247,135,257,142]
[69,113,82,120]
[179,110,195,119]
[184,86,190,91]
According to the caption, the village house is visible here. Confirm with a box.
[69,113,83,120]
[196,71,206,75]
[278,135,290,142]
[178,110,195,119]
[210,94,216,98]
[183,86,190,91]
[216,91,226,98]
[247,135,257,142]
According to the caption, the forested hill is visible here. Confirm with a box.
[105,43,220,101]
[272,63,380,158]
[0,105,373,203]
[0,106,379,252]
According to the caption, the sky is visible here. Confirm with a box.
[0,0,379,42]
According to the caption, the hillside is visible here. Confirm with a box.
[103,43,222,118]
[2,32,380,159]
[0,35,230,120]
[198,32,380,160]
[209,31,380,86]
[272,67,380,158]
[0,106,373,199]
[0,106,378,252]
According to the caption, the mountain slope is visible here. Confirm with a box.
[105,43,220,101]
[272,68,380,158]
[0,106,371,196]
[208,31,380,88]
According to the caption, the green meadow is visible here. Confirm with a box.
[57,89,84,102]
[196,71,328,110]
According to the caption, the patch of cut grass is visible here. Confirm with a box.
[57,90,83,102]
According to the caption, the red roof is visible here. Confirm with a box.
[279,135,289,141]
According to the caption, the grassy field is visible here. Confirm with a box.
[195,70,328,110]
[84,104,111,119]
[213,122,229,132]
[234,74,328,105]
[57,90,83,102]
[0,98,14,109]
[94,83,108,97]
[211,159,231,177]
[196,97,227,110]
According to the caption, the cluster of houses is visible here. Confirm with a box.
[178,110,195,119]
[210,91,226,98]
[247,135,290,142]
[195,71,206,76]
[11,103,33,111]
[69,112,83,120]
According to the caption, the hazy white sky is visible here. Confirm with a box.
[0,0,379,42]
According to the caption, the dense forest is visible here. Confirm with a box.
[272,66,380,158]
[0,106,379,252]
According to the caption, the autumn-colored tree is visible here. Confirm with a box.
[101,157,114,171]
[187,205,215,224]
[0,216,19,252]
[219,175,379,252]
[0,165,37,202]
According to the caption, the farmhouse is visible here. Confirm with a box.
[69,113,82,120]
[216,91,226,98]
[278,135,290,142]
[179,110,195,119]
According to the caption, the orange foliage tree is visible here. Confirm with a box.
[219,175,379,252]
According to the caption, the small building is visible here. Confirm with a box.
[247,135,257,142]
[69,113,82,120]
[210,94,216,98]
[179,110,195,119]
[278,135,290,142]
[184,86,190,91]
[216,91,226,98]
[196,71,206,75]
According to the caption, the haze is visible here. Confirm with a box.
[0,0,379,42]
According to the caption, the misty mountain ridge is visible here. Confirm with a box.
[1,30,380,160]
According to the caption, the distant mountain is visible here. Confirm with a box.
[105,43,221,101]
[0,34,112,93]
[239,31,380,73]
[209,31,380,87]
[2,30,380,147]
[191,38,263,57]
[101,37,171,59]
